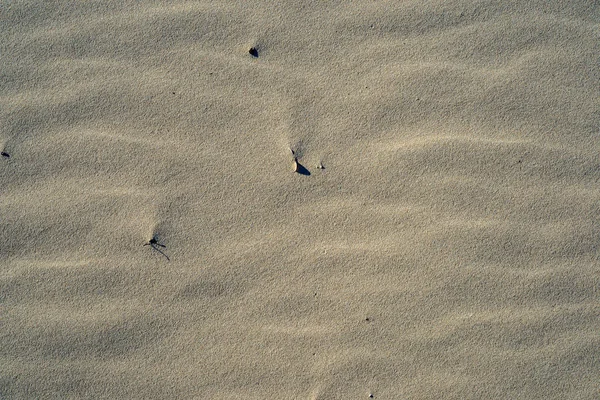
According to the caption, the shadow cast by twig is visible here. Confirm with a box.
[144,237,170,261]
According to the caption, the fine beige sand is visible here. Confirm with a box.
[1,1,599,399]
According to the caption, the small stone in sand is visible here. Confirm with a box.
[249,47,259,57]
[1,152,9,158]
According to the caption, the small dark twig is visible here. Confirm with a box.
[144,237,169,261]
[144,237,166,248]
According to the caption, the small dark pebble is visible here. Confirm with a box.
[249,47,259,57]
[369,394,374,398]
[365,317,370,322]
[1,152,9,158]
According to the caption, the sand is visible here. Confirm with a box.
[1,1,599,399]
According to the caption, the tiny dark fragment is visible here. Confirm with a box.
[249,47,259,57]
[1,152,9,158]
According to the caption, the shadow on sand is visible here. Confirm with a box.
[295,161,310,176]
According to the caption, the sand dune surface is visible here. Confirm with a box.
[1,1,599,398]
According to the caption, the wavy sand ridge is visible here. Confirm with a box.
[2,1,599,399]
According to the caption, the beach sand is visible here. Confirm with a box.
[1,1,599,398]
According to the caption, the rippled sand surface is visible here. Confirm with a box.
[1,1,599,398]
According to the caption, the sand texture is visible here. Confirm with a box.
[1,1,599,399]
